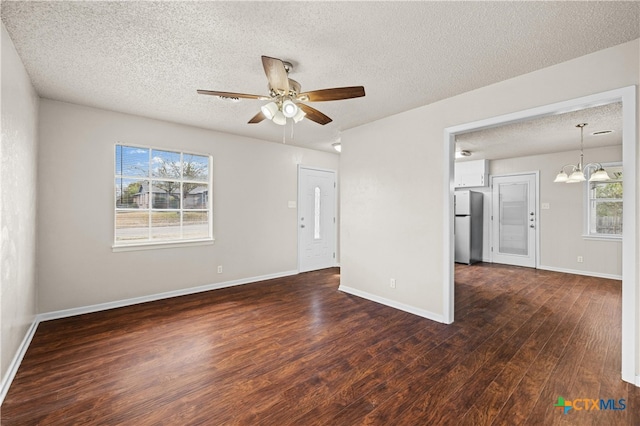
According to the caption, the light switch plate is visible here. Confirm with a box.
[541,203,550,210]
[288,201,296,208]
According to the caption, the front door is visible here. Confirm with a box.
[298,166,336,272]
[491,173,537,268]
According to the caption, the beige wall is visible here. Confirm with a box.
[0,24,39,385]
[37,100,339,312]
[490,145,623,277]
[341,39,638,318]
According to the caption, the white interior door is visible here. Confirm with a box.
[298,166,336,272]
[491,173,537,268]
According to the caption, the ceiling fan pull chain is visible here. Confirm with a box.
[291,120,295,140]
[282,123,286,144]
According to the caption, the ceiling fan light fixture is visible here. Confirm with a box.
[282,100,298,118]
[199,56,365,127]
[272,111,287,126]
[261,102,278,120]
[292,107,306,123]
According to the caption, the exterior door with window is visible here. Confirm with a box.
[491,173,537,268]
[298,167,336,272]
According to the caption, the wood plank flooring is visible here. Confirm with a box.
[2,264,638,425]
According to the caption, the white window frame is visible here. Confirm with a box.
[113,143,214,251]
[583,161,622,241]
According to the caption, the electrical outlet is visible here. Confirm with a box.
[217,265,223,273]
[577,256,583,263]
[390,278,396,289]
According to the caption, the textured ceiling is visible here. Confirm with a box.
[455,102,623,162]
[1,1,639,153]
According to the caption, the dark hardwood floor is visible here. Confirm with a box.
[3,265,639,425]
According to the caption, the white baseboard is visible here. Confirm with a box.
[537,265,622,281]
[0,318,39,405]
[338,285,445,323]
[39,270,299,321]
[1,269,299,405]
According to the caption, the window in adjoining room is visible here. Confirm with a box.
[585,163,622,239]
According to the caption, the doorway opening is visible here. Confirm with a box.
[443,86,637,385]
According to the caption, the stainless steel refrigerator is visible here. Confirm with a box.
[454,190,483,264]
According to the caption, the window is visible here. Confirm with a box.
[314,186,321,240]
[585,163,622,238]
[114,145,212,247]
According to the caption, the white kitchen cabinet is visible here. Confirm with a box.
[454,159,489,188]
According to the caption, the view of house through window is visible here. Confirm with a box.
[587,163,622,237]
[115,145,212,246]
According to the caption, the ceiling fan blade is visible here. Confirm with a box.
[261,56,290,94]
[298,103,332,125]
[248,111,266,124]
[297,86,365,102]
[197,90,269,100]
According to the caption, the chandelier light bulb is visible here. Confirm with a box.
[553,171,569,183]
[567,170,586,183]
[589,168,610,182]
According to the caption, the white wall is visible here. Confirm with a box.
[489,145,623,278]
[636,34,640,376]
[0,24,39,385]
[341,39,638,319]
[37,100,339,313]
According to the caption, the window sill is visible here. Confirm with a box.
[582,234,622,242]
[112,238,215,252]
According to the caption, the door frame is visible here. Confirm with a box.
[489,171,540,268]
[297,165,338,272]
[443,85,637,385]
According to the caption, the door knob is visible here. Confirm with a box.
[300,224,305,228]
[530,224,535,228]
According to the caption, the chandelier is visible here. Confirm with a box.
[553,123,611,183]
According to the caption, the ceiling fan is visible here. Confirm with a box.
[197,56,365,126]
